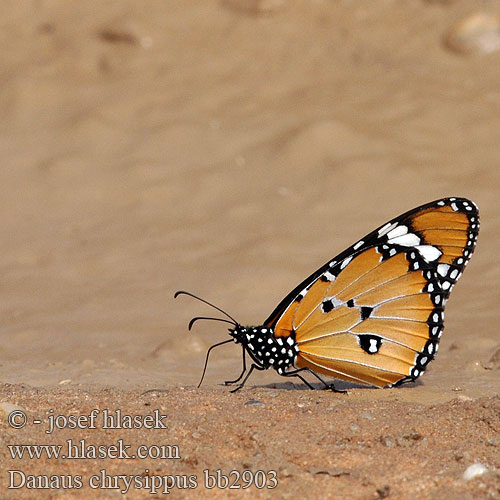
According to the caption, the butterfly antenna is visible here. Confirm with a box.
[174,290,239,324]
[188,316,236,330]
[198,339,234,388]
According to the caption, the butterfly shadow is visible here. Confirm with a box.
[258,379,422,392]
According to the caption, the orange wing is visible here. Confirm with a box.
[267,197,479,387]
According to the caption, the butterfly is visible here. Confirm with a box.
[175,197,479,392]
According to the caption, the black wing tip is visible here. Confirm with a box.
[437,196,479,213]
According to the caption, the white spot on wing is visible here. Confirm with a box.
[353,240,364,250]
[324,296,345,308]
[388,233,421,246]
[369,339,378,353]
[437,263,450,277]
[378,222,397,237]
[322,271,336,282]
[387,225,408,239]
[415,245,442,262]
[341,256,352,269]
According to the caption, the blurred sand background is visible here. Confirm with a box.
[0,1,499,498]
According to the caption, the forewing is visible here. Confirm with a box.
[268,197,479,387]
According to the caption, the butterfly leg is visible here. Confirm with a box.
[197,338,234,388]
[224,348,247,385]
[280,369,316,390]
[306,368,347,393]
[230,363,265,393]
[284,368,347,393]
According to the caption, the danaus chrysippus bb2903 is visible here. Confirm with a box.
[176,197,479,392]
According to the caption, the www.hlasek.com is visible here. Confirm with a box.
[6,408,278,494]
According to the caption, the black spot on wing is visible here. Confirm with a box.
[321,299,334,313]
[360,306,373,321]
[357,334,383,355]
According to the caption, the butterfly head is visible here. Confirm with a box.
[228,324,246,343]
[228,324,272,346]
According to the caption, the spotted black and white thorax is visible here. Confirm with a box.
[229,325,299,375]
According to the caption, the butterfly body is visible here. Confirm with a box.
[177,197,479,391]
[230,325,298,374]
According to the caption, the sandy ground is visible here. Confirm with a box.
[0,0,499,498]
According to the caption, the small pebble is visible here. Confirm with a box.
[245,400,264,406]
[482,346,500,370]
[308,467,349,477]
[465,361,484,372]
[444,13,500,55]
[0,402,26,417]
[59,379,72,385]
[381,437,394,448]
[376,485,391,499]
[222,0,287,14]
[279,467,295,478]
[98,29,138,45]
[463,463,488,480]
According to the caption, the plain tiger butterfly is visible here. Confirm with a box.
[175,197,479,392]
